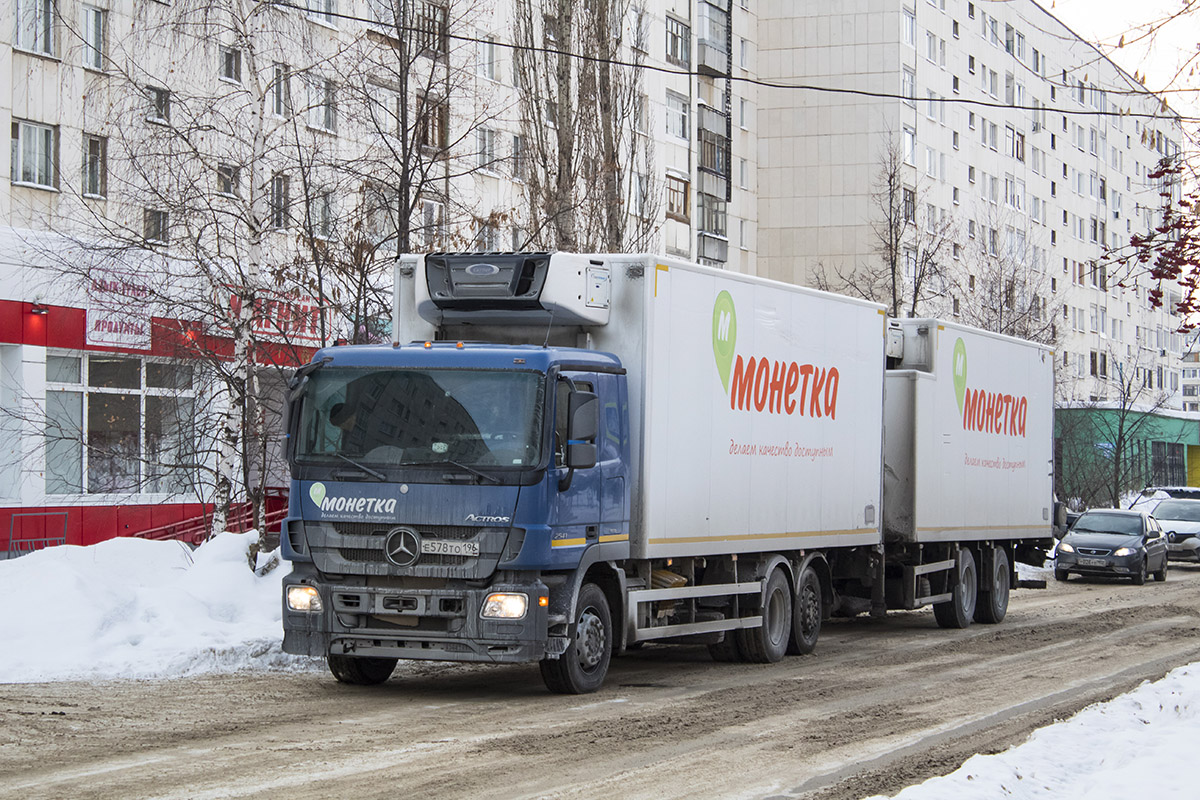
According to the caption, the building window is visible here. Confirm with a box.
[82,5,105,69]
[474,219,499,251]
[219,47,242,83]
[665,16,690,67]
[417,93,448,152]
[307,77,336,132]
[477,126,496,171]
[312,191,334,239]
[82,134,106,197]
[11,120,56,188]
[217,164,239,197]
[697,193,727,237]
[16,0,54,55]
[666,174,690,222]
[699,129,729,175]
[418,197,444,250]
[635,173,651,219]
[147,86,171,123]
[270,63,291,117]
[902,188,915,222]
[511,134,526,180]
[477,34,497,80]
[307,0,337,26]
[415,1,449,58]
[364,184,399,249]
[666,91,689,140]
[903,9,915,47]
[902,68,915,104]
[45,355,198,495]
[270,173,290,229]
[144,209,169,244]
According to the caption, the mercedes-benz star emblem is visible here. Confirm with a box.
[384,527,421,567]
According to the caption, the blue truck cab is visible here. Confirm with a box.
[281,338,631,688]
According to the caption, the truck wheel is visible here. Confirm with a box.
[787,565,822,655]
[737,568,792,663]
[933,548,977,629]
[540,583,611,694]
[327,654,397,685]
[974,546,1010,625]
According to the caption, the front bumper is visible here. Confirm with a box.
[1055,551,1141,577]
[282,566,550,664]
[1167,536,1200,562]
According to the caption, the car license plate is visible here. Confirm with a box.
[1077,557,1107,567]
[421,539,479,557]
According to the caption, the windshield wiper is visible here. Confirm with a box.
[445,460,500,484]
[333,452,386,481]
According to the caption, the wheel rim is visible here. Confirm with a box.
[576,607,606,672]
[994,562,1009,613]
[798,579,820,639]
[960,560,976,614]
[766,585,789,646]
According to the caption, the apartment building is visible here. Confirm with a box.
[752,0,1187,409]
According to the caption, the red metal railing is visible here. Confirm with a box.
[132,490,289,546]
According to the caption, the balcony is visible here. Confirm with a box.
[698,232,728,263]
[697,39,727,77]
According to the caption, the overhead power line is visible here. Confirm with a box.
[261,0,1199,125]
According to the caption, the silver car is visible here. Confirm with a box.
[1151,498,1200,563]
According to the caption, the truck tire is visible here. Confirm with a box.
[787,565,822,655]
[974,546,1010,624]
[933,548,977,629]
[737,568,792,663]
[540,583,611,694]
[327,654,397,685]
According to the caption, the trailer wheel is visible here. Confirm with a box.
[540,583,611,694]
[327,654,397,685]
[974,546,1010,624]
[933,548,977,629]
[787,565,823,655]
[737,568,792,663]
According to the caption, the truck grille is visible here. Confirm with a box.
[338,548,470,567]
[332,522,479,540]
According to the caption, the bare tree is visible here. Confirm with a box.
[511,0,658,251]
[956,206,1062,346]
[1056,345,1182,509]
[29,0,355,541]
[815,137,954,318]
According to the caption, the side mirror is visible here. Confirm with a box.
[565,391,598,470]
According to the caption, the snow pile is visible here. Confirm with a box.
[870,663,1200,799]
[0,532,317,683]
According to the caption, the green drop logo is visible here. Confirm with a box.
[712,291,738,392]
[309,482,327,508]
[952,338,968,414]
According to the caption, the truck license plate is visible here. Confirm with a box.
[421,540,479,557]
[1077,557,1107,567]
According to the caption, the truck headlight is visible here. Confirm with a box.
[287,585,323,612]
[481,592,528,619]
[1057,542,1075,553]
[1113,547,1135,557]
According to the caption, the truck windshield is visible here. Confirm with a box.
[295,368,544,469]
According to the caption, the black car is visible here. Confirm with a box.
[1055,509,1168,584]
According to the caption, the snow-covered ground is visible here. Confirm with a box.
[868,662,1200,799]
[1,536,1196,798]
[0,532,317,683]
